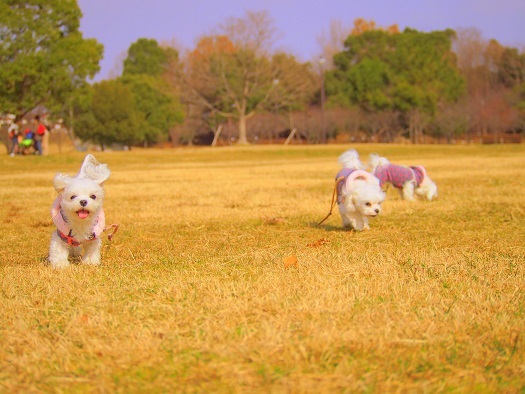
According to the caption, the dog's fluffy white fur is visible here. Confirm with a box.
[337,149,385,231]
[48,155,110,269]
[338,148,367,170]
[368,153,438,201]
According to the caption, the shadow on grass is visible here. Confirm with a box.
[306,221,352,233]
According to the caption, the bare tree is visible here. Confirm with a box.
[359,110,401,142]
[108,50,128,80]
[176,11,281,145]
[432,100,469,143]
[453,28,494,98]
[316,19,352,71]
[452,28,520,137]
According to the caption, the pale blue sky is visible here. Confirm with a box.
[78,0,525,81]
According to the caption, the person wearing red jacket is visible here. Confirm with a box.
[33,115,47,155]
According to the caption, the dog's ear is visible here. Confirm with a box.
[344,186,357,213]
[346,198,357,212]
[91,165,110,185]
[77,154,110,185]
[53,173,72,193]
[348,170,380,187]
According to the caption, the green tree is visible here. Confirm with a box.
[75,80,143,149]
[122,39,184,145]
[123,74,184,145]
[123,38,169,77]
[514,83,525,132]
[326,28,464,142]
[497,46,525,88]
[0,0,103,116]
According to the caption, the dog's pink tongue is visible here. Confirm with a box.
[77,210,89,219]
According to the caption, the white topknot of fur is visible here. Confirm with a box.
[368,153,390,170]
[76,154,110,184]
[338,149,365,170]
[53,154,110,194]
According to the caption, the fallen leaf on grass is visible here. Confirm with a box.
[79,314,89,324]
[263,216,286,225]
[283,255,298,268]
[306,238,330,248]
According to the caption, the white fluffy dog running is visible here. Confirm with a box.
[335,149,385,231]
[48,154,112,269]
[368,153,438,201]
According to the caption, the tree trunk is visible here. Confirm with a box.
[211,125,223,146]
[409,112,415,144]
[237,115,249,145]
[409,110,421,144]
[284,128,297,145]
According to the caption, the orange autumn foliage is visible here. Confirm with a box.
[189,35,236,64]
[351,18,399,36]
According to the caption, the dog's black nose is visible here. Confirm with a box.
[80,200,88,207]
[375,209,380,214]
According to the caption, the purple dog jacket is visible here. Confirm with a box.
[335,168,358,202]
[374,165,424,188]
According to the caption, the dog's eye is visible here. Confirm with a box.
[90,195,97,200]
[365,202,371,207]
[70,195,77,200]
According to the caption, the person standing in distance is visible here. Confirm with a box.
[33,115,46,155]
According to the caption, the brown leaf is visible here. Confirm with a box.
[263,216,286,225]
[306,238,330,248]
[283,255,298,268]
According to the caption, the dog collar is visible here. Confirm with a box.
[51,195,105,245]
[57,229,82,246]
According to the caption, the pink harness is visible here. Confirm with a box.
[335,168,378,204]
[51,195,105,246]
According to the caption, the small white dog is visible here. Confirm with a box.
[368,153,438,201]
[48,154,110,268]
[335,149,385,231]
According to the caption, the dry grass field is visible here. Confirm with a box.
[1,144,524,393]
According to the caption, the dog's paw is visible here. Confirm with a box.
[82,256,101,266]
[50,260,70,269]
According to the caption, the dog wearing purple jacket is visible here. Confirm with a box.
[335,150,385,230]
[368,153,437,201]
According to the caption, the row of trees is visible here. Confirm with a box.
[73,11,318,147]
[73,39,184,148]
[1,2,524,148]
